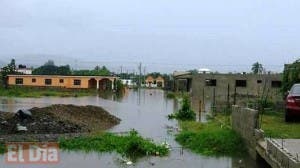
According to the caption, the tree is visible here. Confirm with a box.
[32,60,71,75]
[1,59,17,88]
[282,59,300,93]
[168,96,196,120]
[44,60,55,66]
[188,69,199,75]
[94,65,100,71]
[251,62,263,74]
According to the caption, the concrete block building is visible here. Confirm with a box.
[174,72,283,109]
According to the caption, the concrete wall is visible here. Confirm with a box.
[266,139,300,168]
[232,105,300,168]
[232,105,259,159]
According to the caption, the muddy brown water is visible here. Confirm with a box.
[0,89,268,168]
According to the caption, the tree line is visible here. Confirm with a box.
[32,60,111,76]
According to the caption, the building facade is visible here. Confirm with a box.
[174,73,283,110]
[145,75,165,88]
[7,75,118,90]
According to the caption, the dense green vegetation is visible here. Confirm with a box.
[176,121,246,156]
[59,130,169,161]
[0,86,97,98]
[0,59,19,88]
[168,96,196,120]
[32,60,72,75]
[282,59,300,93]
[72,66,111,76]
[32,60,111,76]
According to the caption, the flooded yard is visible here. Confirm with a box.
[0,89,266,168]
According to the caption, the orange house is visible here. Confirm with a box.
[7,75,118,90]
[145,75,164,88]
[156,76,165,88]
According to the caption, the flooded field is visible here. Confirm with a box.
[0,89,267,168]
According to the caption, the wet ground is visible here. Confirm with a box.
[0,89,268,168]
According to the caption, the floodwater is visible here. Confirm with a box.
[0,89,267,168]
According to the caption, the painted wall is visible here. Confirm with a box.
[7,75,116,89]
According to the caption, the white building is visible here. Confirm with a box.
[121,79,136,88]
[16,68,32,75]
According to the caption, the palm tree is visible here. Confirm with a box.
[251,62,263,74]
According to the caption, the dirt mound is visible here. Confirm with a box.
[0,104,121,135]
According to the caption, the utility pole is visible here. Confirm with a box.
[143,66,146,83]
[138,62,142,88]
[138,63,142,88]
[120,66,123,79]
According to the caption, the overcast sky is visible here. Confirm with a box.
[0,0,300,73]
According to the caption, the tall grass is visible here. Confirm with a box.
[59,130,169,161]
[176,121,246,156]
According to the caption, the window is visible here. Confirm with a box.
[235,80,247,87]
[59,79,64,83]
[205,79,217,86]
[45,79,52,85]
[32,78,36,83]
[15,78,23,85]
[257,80,262,84]
[74,79,81,86]
[291,85,300,94]
[271,81,282,88]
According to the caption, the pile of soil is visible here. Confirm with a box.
[0,104,121,135]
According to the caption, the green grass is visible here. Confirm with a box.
[0,86,97,98]
[176,121,246,156]
[59,130,169,161]
[260,111,300,139]
[165,91,189,99]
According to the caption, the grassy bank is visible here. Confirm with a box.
[215,110,300,139]
[59,130,169,161]
[176,121,246,156]
[0,86,97,98]
[260,111,300,138]
[165,91,188,99]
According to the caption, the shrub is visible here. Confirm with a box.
[175,122,246,156]
[168,96,196,121]
[59,130,169,161]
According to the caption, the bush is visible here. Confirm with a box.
[59,130,169,161]
[168,96,196,121]
[175,122,246,156]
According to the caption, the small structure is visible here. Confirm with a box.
[198,68,211,74]
[145,75,165,88]
[16,65,32,74]
[7,75,118,90]
[121,79,136,88]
